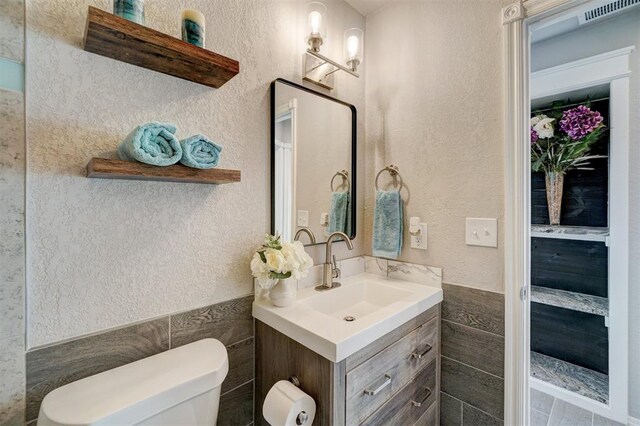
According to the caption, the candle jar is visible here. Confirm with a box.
[181,9,206,48]
[113,0,145,25]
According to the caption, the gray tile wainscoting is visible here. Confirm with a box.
[25,295,254,425]
[441,283,505,425]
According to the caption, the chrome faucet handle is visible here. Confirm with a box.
[332,255,340,279]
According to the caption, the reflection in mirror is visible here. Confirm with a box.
[271,79,356,245]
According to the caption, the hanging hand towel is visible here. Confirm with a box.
[117,122,182,166]
[372,190,403,259]
[328,191,350,234]
[179,134,223,169]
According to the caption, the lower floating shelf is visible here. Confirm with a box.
[86,158,241,184]
[531,225,609,242]
[531,286,608,317]
[530,351,608,404]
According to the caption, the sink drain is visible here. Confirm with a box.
[344,316,356,322]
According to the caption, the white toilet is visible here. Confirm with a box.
[37,338,229,426]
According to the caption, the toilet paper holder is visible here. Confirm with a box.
[288,376,309,426]
[289,376,301,387]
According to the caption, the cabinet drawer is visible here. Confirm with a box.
[360,359,437,426]
[414,400,437,426]
[346,317,438,425]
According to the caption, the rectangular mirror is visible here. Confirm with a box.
[271,78,356,245]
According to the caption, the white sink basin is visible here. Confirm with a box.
[304,280,413,320]
[252,273,443,362]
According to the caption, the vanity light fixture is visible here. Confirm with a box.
[303,2,363,90]
[344,28,363,73]
[306,2,326,52]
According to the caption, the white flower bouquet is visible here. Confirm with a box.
[250,234,313,289]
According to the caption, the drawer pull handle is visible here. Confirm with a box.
[364,374,392,396]
[411,387,432,407]
[411,344,433,360]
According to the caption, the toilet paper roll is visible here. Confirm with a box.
[263,380,316,426]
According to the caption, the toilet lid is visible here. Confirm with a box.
[38,338,229,426]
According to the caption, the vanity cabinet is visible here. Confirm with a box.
[255,305,440,426]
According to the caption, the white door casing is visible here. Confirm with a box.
[502,1,632,424]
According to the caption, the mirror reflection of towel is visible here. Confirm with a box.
[328,191,350,235]
[372,190,403,259]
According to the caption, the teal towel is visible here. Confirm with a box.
[372,190,403,259]
[179,135,223,169]
[117,122,182,166]
[328,192,350,234]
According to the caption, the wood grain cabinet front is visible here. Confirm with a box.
[360,359,437,426]
[255,304,441,426]
[345,316,438,425]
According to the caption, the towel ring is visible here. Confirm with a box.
[375,165,404,191]
[331,170,350,192]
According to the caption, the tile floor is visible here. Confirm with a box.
[530,389,624,426]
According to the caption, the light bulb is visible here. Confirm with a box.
[309,11,322,34]
[346,35,359,59]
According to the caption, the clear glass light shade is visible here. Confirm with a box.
[343,28,363,71]
[306,2,327,51]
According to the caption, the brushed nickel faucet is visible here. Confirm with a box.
[294,227,317,245]
[316,231,354,291]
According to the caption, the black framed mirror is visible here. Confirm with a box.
[270,78,357,246]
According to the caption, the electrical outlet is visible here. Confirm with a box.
[411,223,428,250]
[297,210,309,227]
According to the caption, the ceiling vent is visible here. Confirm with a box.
[579,0,640,24]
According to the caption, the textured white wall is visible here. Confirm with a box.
[0,0,26,422]
[26,0,365,347]
[364,0,509,292]
[532,11,640,417]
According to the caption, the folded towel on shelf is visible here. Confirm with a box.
[328,191,350,235]
[117,122,182,166]
[372,190,403,259]
[179,135,223,169]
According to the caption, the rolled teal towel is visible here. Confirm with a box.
[117,122,182,166]
[372,190,403,259]
[328,191,350,234]
[179,135,223,169]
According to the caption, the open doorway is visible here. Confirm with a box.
[514,2,637,424]
[502,1,637,424]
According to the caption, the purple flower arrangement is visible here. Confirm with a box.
[530,103,606,175]
[560,105,604,140]
[530,127,539,144]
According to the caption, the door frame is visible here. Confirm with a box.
[502,1,632,424]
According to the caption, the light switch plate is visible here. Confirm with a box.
[297,210,309,227]
[465,218,498,248]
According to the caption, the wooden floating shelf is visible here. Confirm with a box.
[530,224,609,242]
[531,286,608,317]
[83,6,239,88]
[86,158,241,184]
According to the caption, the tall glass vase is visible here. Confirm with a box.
[545,172,564,226]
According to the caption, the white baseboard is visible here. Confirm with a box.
[628,416,640,426]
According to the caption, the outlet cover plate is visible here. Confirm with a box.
[465,218,498,248]
[411,223,428,250]
[297,210,309,227]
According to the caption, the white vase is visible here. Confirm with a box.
[269,278,297,307]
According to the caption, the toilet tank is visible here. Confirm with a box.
[38,338,229,426]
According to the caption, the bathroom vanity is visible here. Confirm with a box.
[253,273,442,425]
[264,78,442,425]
